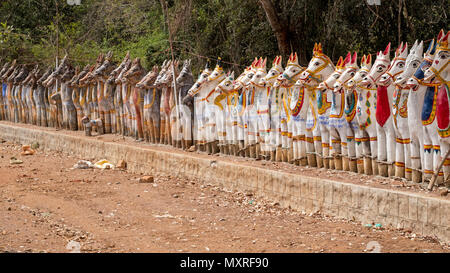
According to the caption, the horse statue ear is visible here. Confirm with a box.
[217,57,222,68]
[272,56,278,66]
[230,71,235,79]
[366,54,372,66]
[205,61,210,70]
[61,54,68,63]
[415,41,424,57]
[383,42,391,58]
[344,52,351,66]
[351,52,357,65]
[361,55,366,66]
[426,39,435,55]
[437,29,444,41]
[439,31,450,49]
[106,51,113,60]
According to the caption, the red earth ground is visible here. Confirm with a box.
[0,140,448,253]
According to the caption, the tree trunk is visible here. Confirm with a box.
[259,0,290,56]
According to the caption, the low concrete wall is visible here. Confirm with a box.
[0,122,449,244]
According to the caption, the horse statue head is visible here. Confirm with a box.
[79,53,105,86]
[275,52,303,88]
[52,54,71,78]
[216,71,236,94]
[94,51,115,78]
[7,65,21,84]
[184,61,211,99]
[14,65,29,85]
[115,57,132,85]
[136,65,159,89]
[250,57,267,88]
[233,58,258,91]
[23,64,40,87]
[406,38,438,91]
[298,43,335,88]
[205,57,226,85]
[1,59,17,82]
[61,64,75,83]
[334,52,358,93]
[176,59,194,86]
[360,42,391,88]
[154,60,171,87]
[123,57,145,84]
[160,59,180,87]
[379,42,408,86]
[262,56,284,87]
[107,52,130,84]
[348,54,372,90]
[0,61,10,78]
[317,56,345,92]
[424,29,449,84]
[37,67,53,86]
[394,40,423,88]
[68,64,90,88]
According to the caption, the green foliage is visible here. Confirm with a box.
[0,0,448,73]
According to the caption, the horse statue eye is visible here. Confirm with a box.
[315,62,320,66]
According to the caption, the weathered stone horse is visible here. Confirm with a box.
[35,68,52,127]
[123,58,146,141]
[175,59,195,149]
[115,55,132,136]
[136,65,160,143]
[154,60,172,144]
[22,64,40,125]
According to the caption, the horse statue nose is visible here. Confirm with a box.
[333,82,341,89]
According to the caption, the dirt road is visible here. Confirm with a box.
[0,141,447,253]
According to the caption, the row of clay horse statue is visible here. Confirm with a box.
[0,29,448,188]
